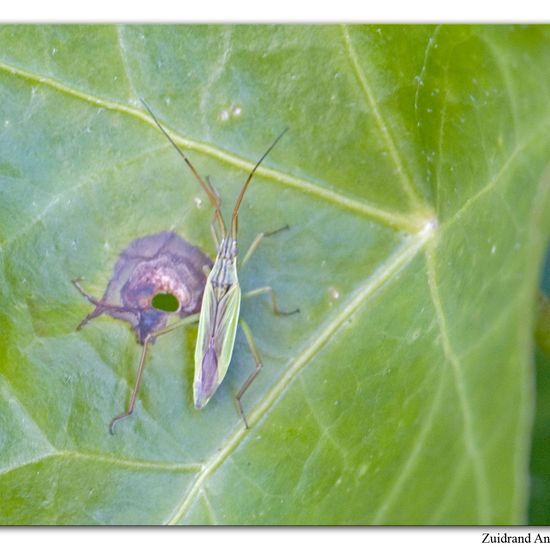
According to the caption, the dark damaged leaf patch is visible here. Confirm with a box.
[74,232,212,343]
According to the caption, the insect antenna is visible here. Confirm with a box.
[231,128,288,239]
[141,99,226,236]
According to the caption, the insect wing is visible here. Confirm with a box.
[193,277,241,409]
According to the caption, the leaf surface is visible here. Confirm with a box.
[0,25,549,525]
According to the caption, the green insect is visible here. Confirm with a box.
[144,101,298,427]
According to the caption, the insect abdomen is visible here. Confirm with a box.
[193,277,241,409]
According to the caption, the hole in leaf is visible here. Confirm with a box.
[152,292,180,313]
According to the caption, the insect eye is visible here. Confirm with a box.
[151,292,180,313]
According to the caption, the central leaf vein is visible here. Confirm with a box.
[0,58,419,233]
[165,229,435,524]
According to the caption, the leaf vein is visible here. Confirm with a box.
[164,228,435,525]
[0,59,418,233]
[414,26,442,125]
[473,32,520,140]
[372,370,445,524]
[340,25,425,211]
[0,144,170,250]
[115,25,139,101]
[0,374,55,451]
[58,450,203,472]
[443,115,550,229]
[201,489,218,525]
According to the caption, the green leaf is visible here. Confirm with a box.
[1,24,549,525]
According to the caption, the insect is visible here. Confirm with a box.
[143,100,298,428]
[73,231,212,433]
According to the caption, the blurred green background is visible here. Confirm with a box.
[530,246,550,524]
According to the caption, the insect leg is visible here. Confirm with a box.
[109,333,152,434]
[243,286,300,316]
[108,313,199,434]
[235,318,263,429]
[240,224,290,268]
[72,278,139,330]
[149,313,200,338]
[210,219,221,249]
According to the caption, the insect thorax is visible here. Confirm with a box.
[210,236,239,296]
